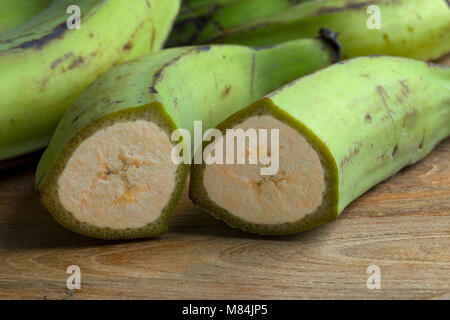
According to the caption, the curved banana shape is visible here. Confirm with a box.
[189,56,450,235]
[0,0,180,163]
[167,0,312,47]
[0,0,52,34]
[190,0,450,61]
[36,34,340,239]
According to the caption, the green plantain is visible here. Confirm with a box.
[0,0,180,163]
[181,0,450,61]
[35,33,339,239]
[167,0,312,47]
[190,56,450,235]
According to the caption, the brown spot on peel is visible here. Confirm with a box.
[392,145,398,156]
[376,86,395,119]
[12,23,68,50]
[50,52,74,69]
[123,41,133,50]
[340,141,361,171]
[221,85,232,99]
[68,57,84,70]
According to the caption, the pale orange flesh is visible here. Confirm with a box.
[57,120,177,229]
[203,115,326,225]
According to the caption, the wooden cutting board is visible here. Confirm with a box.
[0,60,449,300]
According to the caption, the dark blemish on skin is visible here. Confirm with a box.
[419,129,426,149]
[68,57,84,70]
[146,0,151,8]
[383,34,390,42]
[123,41,133,50]
[378,150,387,161]
[173,98,179,109]
[89,33,94,38]
[10,118,15,123]
[72,115,80,123]
[50,52,74,69]
[197,46,211,52]
[360,74,370,78]
[221,85,232,99]
[377,86,389,107]
[402,108,418,128]
[12,22,67,50]
[149,48,199,93]
[40,76,49,92]
[365,114,372,122]
[399,79,410,96]
[149,86,158,94]
[73,110,87,122]
[408,27,414,32]
[392,145,398,156]
[376,86,395,119]
[340,141,362,170]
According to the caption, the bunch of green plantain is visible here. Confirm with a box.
[0,0,180,165]
[169,0,450,61]
[1,0,447,239]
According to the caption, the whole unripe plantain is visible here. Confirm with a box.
[36,34,340,239]
[189,56,450,235]
[183,0,450,61]
[0,0,180,163]
[0,0,52,34]
[167,0,313,47]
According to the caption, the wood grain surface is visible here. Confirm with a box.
[0,139,448,300]
[0,58,449,300]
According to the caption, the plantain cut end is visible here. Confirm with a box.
[37,104,189,240]
[189,98,339,235]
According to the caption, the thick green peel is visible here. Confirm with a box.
[36,35,339,239]
[189,56,450,235]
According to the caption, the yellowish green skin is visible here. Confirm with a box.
[190,56,450,235]
[0,0,180,162]
[36,37,339,239]
[167,0,311,47]
[0,0,52,34]
[180,0,450,61]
